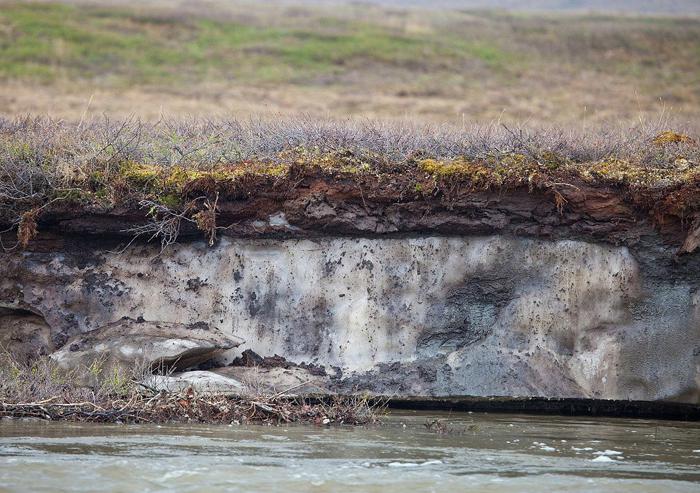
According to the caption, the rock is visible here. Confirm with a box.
[230,348,264,367]
[141,370,245,395]
[50,317,243,384]
[214,365,330,396]
[0,307,52,364]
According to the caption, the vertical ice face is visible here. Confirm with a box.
[4,235,698,402]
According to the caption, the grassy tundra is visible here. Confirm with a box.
[0,0,699,124]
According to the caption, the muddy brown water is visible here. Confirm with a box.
[0,411,698,492]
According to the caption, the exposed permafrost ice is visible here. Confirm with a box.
[4,235,699,402]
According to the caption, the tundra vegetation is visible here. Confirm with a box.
[0,0,699,124]
[0,117,698,250]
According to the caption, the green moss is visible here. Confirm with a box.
[163,167,201,188]
[54,188,89,202]
[158,193,182,209]
[419,153,549,187]
[582,158,700,188]
[538,151,567,170]
[261,163,289,177]
[119,161,161,186]
[115,161,291,206]
[93,187,108,201]
[338,163,372,174]
[419,158,498,188]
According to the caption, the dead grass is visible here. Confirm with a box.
[0,352,385,425]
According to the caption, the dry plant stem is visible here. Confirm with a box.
[0,394,385,425]
[0,353,385,425]
[121,201,190,252]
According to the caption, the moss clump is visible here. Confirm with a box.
[119,162,162,186]
[419,158,497,187]
[158,193,182,209]
[115,160,293,207]
[537,150,568,171]
[280,146,377,176]
[582,158,700,188]
[419,153,555,189]
[262,163,290,177]
[653,131,696,147]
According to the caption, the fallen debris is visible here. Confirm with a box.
[0,354,384,426]
[50,317,244,385]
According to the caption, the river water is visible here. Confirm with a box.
[1,411,698,492]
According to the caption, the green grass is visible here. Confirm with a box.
[3,1,695,87]
[0,2,513,85]
[0,3,188,82]
[1,1,699,125]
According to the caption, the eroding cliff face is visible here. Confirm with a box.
[0,307,52,364]
[2,235,698,403]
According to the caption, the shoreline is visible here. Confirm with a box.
[0,391,386,426]
[3,393,699,426]
[384,396,700,422]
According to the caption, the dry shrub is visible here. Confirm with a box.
[17,207,39,248]
[0,350,96,405]
[192,193,219,246]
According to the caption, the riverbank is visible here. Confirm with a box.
[2,118,699,408]
[2,354,699,425]
[0,355,384,425]
[0,393,384,426]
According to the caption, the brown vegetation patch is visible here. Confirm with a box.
[653,131,697,147]
[16,207,38,248]
[0,392,383,426]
